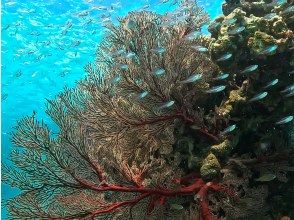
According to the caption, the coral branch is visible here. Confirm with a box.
[70,174,230,219]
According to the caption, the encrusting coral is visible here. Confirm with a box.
[2,0,294,219]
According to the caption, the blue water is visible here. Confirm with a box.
[1,0,222,218]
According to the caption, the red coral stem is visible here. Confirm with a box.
[73,176,229,220]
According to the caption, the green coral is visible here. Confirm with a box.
[217,84,247,116]
[200,153,221,181]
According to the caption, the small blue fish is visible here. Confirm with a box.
[191,46,208,52]
[285,90,294,97]
[180,73,202,84]
[259,45,278,55]
[125,52,136,59]
[159,100,175,109]
[223,18,237,25]
[151,47,166,54]
[153,68,165,76]
[264,13,277,19]
[112,75,121,83]
[138,91,149,99]
[214,73,229,80]
[185,31,200,40]
[249,91,268,102]
[119,64,128,70]
[275,116,293,125]
[217,53,232,61]
[263,78,279,89]
[240,65,258,74]
[127,19,137,29]
[222,124,236,134]
[206,85,226,93]
[281,83,294,93]
[282,5,294,14]
[228,26,245,35]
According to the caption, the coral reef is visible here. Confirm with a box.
[2,0,294,219]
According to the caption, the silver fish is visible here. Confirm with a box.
[151,47,166,54]
[217,53,232,61]
[282,5,294,14]
[127,20,136,29]
[159,100,175,109]
[185,30,200,41]
[180,73,202,83]
[280,83,294,93]
[259,45,278,55]
[206,85,226,93]
[228,26,245,35]
[138,91,149,99]
[191,46,208,52]
[284,90,294,97]
[264,13,277,19]
[214,73,229,80]
[153,68,165,76]
[276,116,293,125]
[223,18,237,25]
[240,65,258,74]
[170,204,184,210]
[263,78,278,89]
[255,173,276,182]
[249,91,268,102]
[222,124,236,134]
[119,64,128,70]
[125,52,136,59]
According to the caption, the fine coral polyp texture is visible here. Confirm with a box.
[3,0,293,219]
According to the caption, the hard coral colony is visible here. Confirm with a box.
[3,0,294,220]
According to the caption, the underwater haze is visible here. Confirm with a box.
[1,0,222,218]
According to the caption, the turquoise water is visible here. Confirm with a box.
[1,0,222,218]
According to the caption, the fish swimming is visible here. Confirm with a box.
[264,13,277,19]
[228,26,245,35]
[126,19,136,29]
[221,124,236,134]
[216,53,232,61]
[223,18,237,25]
[240,64,258,74]
[170,204,184,210]
[151,47,166,54]
[118,64,128,70]
[275,116,293,125]
[153,68,165,76]
[282,5,294,14]
[259,45,278,55]
[180,73,202,83]
[159,100,175,109]
[249,91,268,102]
[138,91,149,99]
[284,90,294,97]
[280,83,294,93]
[125,52,136,59]
[263,78,278,89]
[191,46,208,52]
[185,30,200,40]
[206,85,226,93]
[214,73,229,80]
[255,173,276,182]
